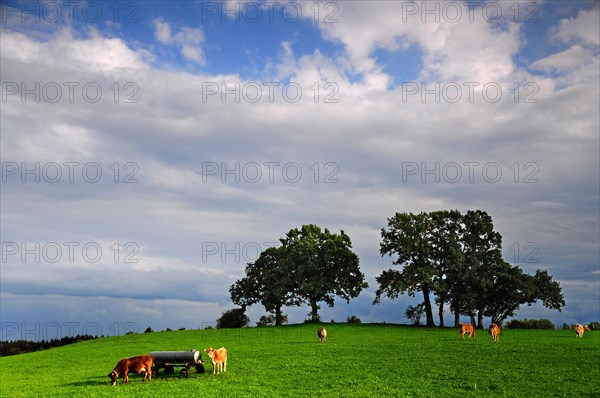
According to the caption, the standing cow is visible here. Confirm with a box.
[488,323,501,342]
[205,347,228,374]
[317,327,327,343]
[575,324,591,338]
[458,324,476,339]
[108,355,153,386]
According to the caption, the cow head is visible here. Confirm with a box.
[204,347,215,359]
[108,370,119,386]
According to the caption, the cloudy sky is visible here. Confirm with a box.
[1,0,598,340]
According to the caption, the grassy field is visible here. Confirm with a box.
[1,324,598,397]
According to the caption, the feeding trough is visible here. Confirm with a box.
[151,350,205,377]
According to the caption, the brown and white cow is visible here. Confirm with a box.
[575,324,591,338]
[317,327,327,343]
[488,323,501,342]
[458,323,476,339]
[108,355,153,386]
[204,347,227,374]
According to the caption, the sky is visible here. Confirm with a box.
[0,0,598,341]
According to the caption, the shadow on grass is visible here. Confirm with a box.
[276,341,323,345]
[63,376,113,388]
[63,372,206,388]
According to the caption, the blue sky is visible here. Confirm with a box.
[1,1,598,340]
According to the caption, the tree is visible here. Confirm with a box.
[376,212,436,326]
[346,315,362,323]
[374,209,564,329]
[281,224,368,322]
[428,210,464,327]
[456,210,504,328]
[216,308,249,329]
[484,266,565,326]
[230,246,299,326]
[256,314,288,326]
[405,303,425,326]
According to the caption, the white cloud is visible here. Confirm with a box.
[181,46,204,64]
[304,1,523,85]
[553,5,600,47]
[0,28,149,73]
[152,19,206,66]
[531,45,595,72]
[153,18,172,44]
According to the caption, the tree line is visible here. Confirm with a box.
[0,335,97,357]
[230,210,565,328]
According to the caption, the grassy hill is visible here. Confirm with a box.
[1,323,598,397]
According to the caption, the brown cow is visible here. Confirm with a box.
[317,327,327,343]
[108,355,153,386]
[575,324,591,338]
[458,323,476,339]
[488,323,501,342]
[205,347,227,374]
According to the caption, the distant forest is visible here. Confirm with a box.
[0,335,97,357]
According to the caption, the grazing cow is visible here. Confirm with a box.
[488,323,501,342]
[108,355,153,386]
[317,327,327,343]
[204,347,227,374]
[575,324,591,338]
[458,323,476,339]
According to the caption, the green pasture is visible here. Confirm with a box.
[1,324,598,397]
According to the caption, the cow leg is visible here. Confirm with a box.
[141,365,149,382]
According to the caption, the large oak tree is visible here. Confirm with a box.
[230,224,368,324]
[281,224,368,322]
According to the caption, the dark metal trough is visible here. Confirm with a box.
[151,350,205,377]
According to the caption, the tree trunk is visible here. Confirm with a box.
[275,304,283,326]
[422,286,435,327]
[469,313,475,326]
[310,299,320,322]
[438,301,445,327]
[453,299,460,327]
[477,309,484,329]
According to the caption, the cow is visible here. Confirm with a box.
[575,324,591,338]
[488,323,501,342]
[108,355,153,386]
[317,327,327,343]
[204,347,227,374]
[458,323,476,339]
